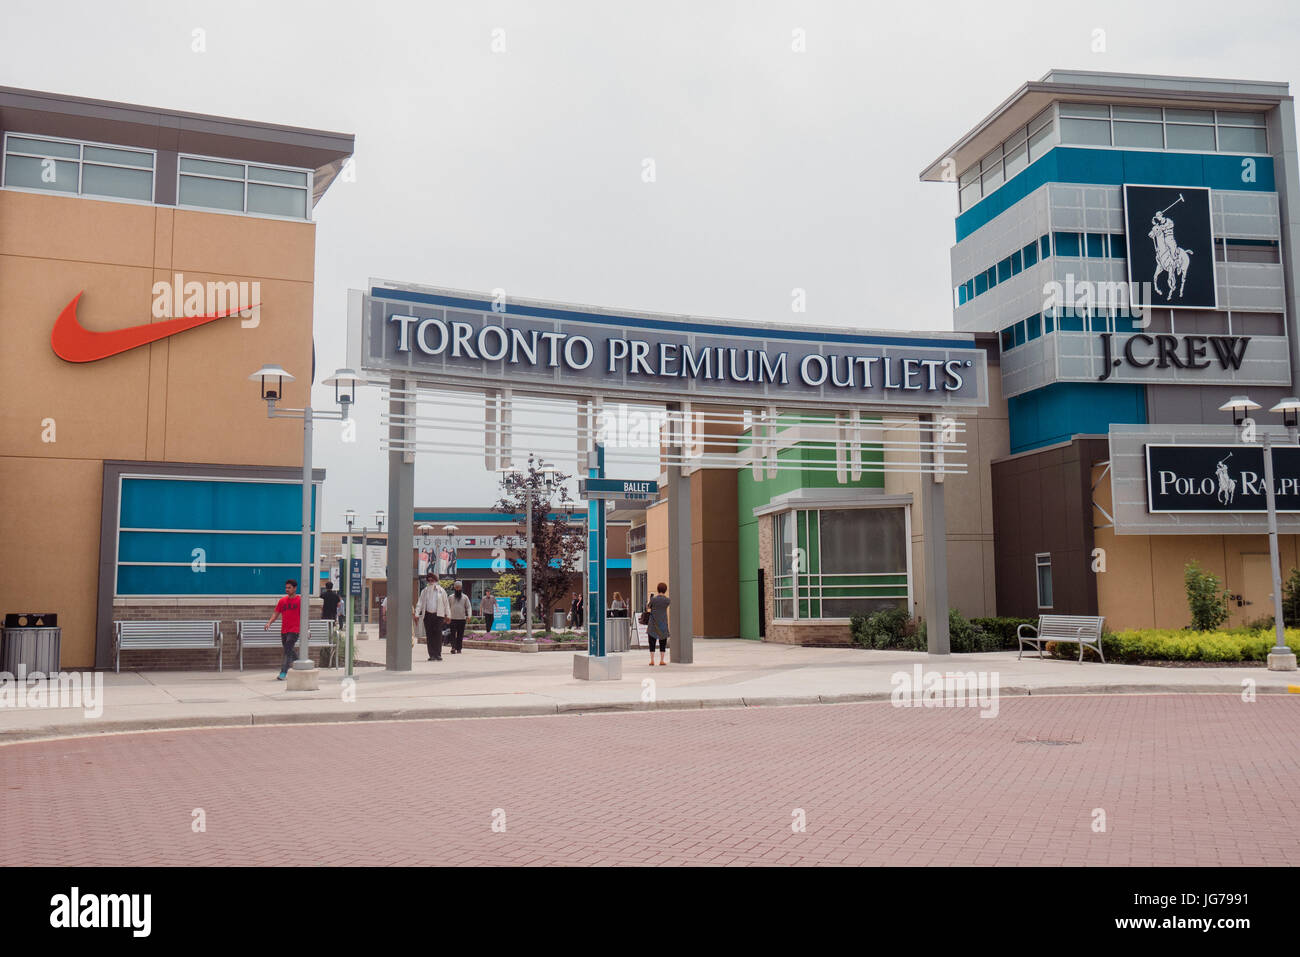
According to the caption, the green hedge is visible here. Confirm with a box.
[850,609,1029,653]
[1046,628,1300,663]
[970,617,1036,650]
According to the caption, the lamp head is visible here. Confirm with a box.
[1218,394,1261,426]
[322,367,359,406]
[248,364,294,401]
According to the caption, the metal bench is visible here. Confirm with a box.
[1018,615,1106,663]
[235,619,337,671]
[114,620,221,673]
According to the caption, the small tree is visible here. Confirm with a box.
[495,460,585,633]
[1184,560,1230,631]
[1282,567,1300,628]
[494,572,522,603]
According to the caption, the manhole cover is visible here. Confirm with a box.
[1016,737,1083,746]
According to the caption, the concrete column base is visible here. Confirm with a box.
[573,653,622,681]
[286,665,320,691]
[1267,650,1298,671]
[520,641,540,653]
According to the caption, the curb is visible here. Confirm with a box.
[0,683,1292,746]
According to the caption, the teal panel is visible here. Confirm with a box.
[1008,381,1146,454]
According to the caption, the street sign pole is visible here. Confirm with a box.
[345,532,354,675]
[587,444,607,657]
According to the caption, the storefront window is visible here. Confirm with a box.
[772,507,908,620]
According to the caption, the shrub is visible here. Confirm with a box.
[918,609,1001,653]
[970,617,1036,650]
[1046,627,1300,663]
[1184,561,1230,631]
[850,607,914,649]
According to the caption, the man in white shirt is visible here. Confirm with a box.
[413,571,449,661]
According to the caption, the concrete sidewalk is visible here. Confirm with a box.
[2,638,1297,743]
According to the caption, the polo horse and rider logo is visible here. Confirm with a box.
[1148,194,1194,301]
[1215,454,1236,506]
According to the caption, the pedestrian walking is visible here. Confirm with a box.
[569,591,584,629]
[265,578,303,680]
[608,592,626,617]
[320,581,341,624]
[447,580,472,653]
[413,571,449,661]
[645,581,670,666]
[481,588,496,633]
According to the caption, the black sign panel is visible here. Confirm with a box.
[1124,184,1217,309]
[1145,444,1300,513]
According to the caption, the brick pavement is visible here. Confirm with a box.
[1,694,1297,866]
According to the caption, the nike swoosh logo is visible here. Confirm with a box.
[51,291,257,363]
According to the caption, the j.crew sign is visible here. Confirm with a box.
[1099,333,1249,381]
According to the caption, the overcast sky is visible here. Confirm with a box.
[4,0,1298,529]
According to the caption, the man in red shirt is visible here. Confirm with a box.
[265,579,303,680]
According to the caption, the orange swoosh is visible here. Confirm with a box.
[51,292,257,363]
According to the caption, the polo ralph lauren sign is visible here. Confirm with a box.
[348,281,989,409]
[1145,444,1300,513]
[1124,185,1218,310]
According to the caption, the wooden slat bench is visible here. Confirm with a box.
[235,619,337,671]
[115,620,221,673]
[1018,615,1106,663]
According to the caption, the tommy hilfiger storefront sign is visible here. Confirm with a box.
[1146,443,1300,513]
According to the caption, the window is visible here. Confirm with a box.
[1001,327,1015,352]
[1216,111,1267,153]
[771,508,909,619]
[1112,105,1163,148]
[980,149,1004,193]
[1059,103,1112,146]
[773,511,796,619]
[1025,313,1041,341]
[1035,554,1053,609]
[1053,231,1081,257]
[3,133,154,202]
[997,256,1012,283]
[1040,234,1051,259]
[1004,134,1029,180]
[1022,240,1038,268]
[178,154,311,219]
[1085,233,1106,258]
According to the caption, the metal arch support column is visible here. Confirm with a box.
[666,401,694,663]
[386,375,414,671]
[921,412,950,655]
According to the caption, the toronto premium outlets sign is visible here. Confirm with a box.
[1146,444,1300,513]
[349,282,990,409]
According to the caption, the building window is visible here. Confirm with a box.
[1057,103,1268,154]
[772,507,909,619]
[1035,553,1053,609]
[3,132,154,202]
[177,154,312,220]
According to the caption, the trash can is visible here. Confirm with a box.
[552,610,569,632]
[2,613,61,673]
[606,616,630,653]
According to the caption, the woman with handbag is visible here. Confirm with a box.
[644,581,670,666]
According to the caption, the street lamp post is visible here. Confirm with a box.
[1220,395,1300,672]
[249,364,358,691]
